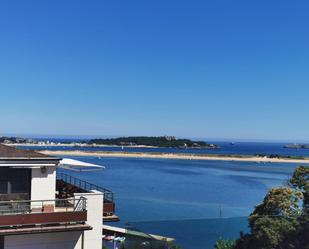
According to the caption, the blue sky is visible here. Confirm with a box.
[0,0,309,141]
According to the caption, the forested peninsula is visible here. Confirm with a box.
[88,136,219,149]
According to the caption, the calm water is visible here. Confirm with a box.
[20,142,306,248]
[23,141,309,157]
[55,154,299,249]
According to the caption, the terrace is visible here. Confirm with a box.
[0,197,91,235]
[56,172,117,220]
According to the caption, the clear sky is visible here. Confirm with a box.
[0,0,309,141]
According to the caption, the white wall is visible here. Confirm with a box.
[31,167,56,202]
[8,174,104,249]
[75,190,103,249]
[4,231,82,249]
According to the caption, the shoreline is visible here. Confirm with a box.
[39,150,309,164]
[9,143,218,149]
[10,143,218,149]
[8,143,157,148]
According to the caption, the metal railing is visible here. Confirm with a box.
[0,197,87,215]
[57,172,114,203]
[74,197,87,211]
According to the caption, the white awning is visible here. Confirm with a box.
[58,158,105,171]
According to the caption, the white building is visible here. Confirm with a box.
[0,144,112,249]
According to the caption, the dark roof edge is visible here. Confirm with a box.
[0,157,61,161]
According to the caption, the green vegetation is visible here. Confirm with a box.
[215,166,309,249]
[170,244,182,249]
[88,136,219,149]
[215,239,236,249]
[255,154,305,160]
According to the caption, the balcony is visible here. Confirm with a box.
[56,173,116,219]
[0,193,30,202]
[0,198,91,235]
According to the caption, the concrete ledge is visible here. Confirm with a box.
[0,224,92,236]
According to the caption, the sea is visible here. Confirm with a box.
[20,142,309,249]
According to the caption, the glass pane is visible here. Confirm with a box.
[0,181,8,194]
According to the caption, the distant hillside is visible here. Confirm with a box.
[88,136,219,148]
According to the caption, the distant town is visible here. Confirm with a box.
[283,143,309,149]
[0,136,219,149]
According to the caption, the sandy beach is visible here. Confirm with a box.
[39,150,309,164]
[8,143,157,148]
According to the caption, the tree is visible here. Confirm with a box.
[216,166,309,249]
[277,214,309,249]
[249,187,303,226]
[290,166,309,212]
[214,239,236,249]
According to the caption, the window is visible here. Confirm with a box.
[0,181,7,194]
[0,168,30,194]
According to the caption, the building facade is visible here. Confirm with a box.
[0,144,104,249]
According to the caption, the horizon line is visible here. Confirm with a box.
[1,133,309,144]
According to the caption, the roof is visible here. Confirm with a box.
[0,144,59,160]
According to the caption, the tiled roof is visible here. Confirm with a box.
[0,144,57,159]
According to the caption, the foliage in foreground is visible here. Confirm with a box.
[214,166,309,249]
[170,245,182,249]
[215,238,236,249]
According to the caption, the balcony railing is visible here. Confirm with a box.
[0,198,87,228]
[0,193,30,202]
[57,172,114,203]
